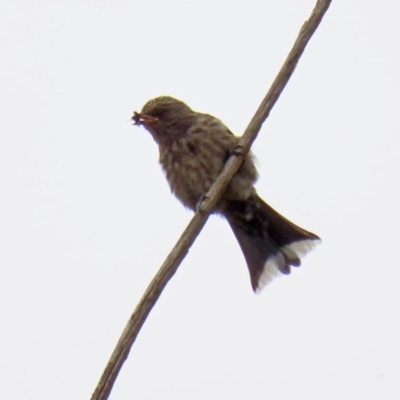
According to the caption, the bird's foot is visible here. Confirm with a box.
[229,144,245,158]
[196,195,210,214]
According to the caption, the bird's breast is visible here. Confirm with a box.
[159,139,225,210]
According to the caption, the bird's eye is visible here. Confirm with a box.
[152,108,167,118]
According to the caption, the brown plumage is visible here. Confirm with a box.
[132,96,320,292]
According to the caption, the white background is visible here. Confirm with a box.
[1,1,399,399]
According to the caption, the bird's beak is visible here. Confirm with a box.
[132,111,159,126]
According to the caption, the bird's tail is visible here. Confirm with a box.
[225,195,320,293]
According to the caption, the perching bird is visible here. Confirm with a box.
[132,96,320,293]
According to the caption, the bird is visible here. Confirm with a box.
[132,96,320,293]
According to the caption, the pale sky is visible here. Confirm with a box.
[1,1,399,399]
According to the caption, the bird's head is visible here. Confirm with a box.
[132,96,195,145]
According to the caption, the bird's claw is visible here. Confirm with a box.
[229,145,245,158]
[196,195,210,213]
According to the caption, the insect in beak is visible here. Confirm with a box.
[131,111,159,126]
